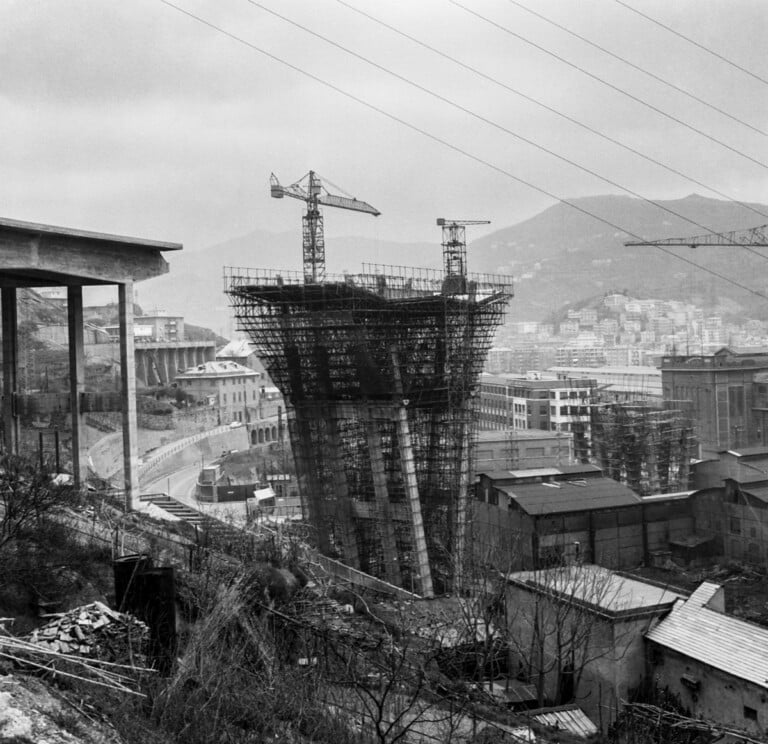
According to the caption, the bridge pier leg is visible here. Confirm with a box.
[119,281,139,511]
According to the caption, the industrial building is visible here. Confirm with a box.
[661,347,768,455]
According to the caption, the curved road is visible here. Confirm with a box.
[144,463,199,505]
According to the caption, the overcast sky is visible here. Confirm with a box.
[1,0,766,257]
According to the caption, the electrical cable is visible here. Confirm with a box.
[614,0,768,88]
[449,0,768,171]
[505,0,766,137]
[156,0,768,302]
[246,0,768,260]
[335,0,768,223]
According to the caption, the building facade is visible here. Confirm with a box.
[661,347,768,455]
[646,582,768,739]
[478,374,595,460]
[174,360,262,425]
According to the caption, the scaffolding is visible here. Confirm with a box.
[590,401,696,496]
[225,263,512,595]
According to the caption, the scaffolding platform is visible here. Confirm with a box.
[225,263,512,595]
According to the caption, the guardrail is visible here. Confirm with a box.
[138,425,233,483]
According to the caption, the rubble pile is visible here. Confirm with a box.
[28,601,149,665]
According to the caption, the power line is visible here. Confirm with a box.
[156,0,768,302]
[335,0,768,224]
[449,0,768,172]
[505,0,766,137]
[614,0,768,88]
[246,0,768,259]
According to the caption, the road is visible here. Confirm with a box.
[144,463,200,506]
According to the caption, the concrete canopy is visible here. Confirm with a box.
[0,216,182,511]
[0,217,180,287]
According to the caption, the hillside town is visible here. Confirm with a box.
[3,3,768,744]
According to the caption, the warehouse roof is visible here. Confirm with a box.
[508,565,684,615]
[500,477,641,515]
[646,582,768,689]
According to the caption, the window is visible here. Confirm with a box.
[744,706,757,722]
[223,393,227,404]
[730,517,741,535]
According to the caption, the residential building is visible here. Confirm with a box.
[104,311,184,342]
[478,374,595,459]
[646,582,768,738]
[550,365,662,401]
[174,360,261,425]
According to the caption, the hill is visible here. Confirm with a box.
[140,193,768,329]
[140,229,438,333]
[469,193,768,321]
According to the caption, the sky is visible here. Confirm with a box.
[1,0,767,261]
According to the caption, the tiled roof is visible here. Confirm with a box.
[501,478,641,515]
[175,361,259,379]
[646,582,768,689]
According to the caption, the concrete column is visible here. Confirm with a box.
[364,411,400,587]
[327,405,360,569]
[391,354,433,597]
[162,348,171,385]
[118,282,139,511]
[1,288,18,453]
[67,286,86,486]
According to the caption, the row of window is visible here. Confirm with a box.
[222,390,258,403]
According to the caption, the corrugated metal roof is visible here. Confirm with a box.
[509,565,684,614]
[529,705,598,738]
[646,582,768,689]
[501,478,641,515]
[743,484,768,503]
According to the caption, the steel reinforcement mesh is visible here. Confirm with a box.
[225,266,511,592]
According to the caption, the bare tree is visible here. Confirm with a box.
[503,563,628,708]
[0,452,78,552]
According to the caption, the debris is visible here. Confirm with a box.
[27,601,149,666]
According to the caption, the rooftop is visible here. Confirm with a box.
[175,361,260,379]
[500,477,641,516]
[646,582,768,689]
[507,565,685,616]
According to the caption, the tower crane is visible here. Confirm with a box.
[436,218,490,280]
[270,170,380,283]
[625,224,768,249]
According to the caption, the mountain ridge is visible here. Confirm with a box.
[141,193,768,332]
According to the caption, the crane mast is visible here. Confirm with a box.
[270,170,380,283]
[437,218,490,293]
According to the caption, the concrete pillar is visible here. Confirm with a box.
[327,405,360,569]
[162,348,171,385]
[364,411,400,587]
[67,286,86,486]
[392,354,433,597]
[118,282,139,511]
[1,288,18,453]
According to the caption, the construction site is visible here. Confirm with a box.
[589,401,696,496]
[225,172,512,595]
